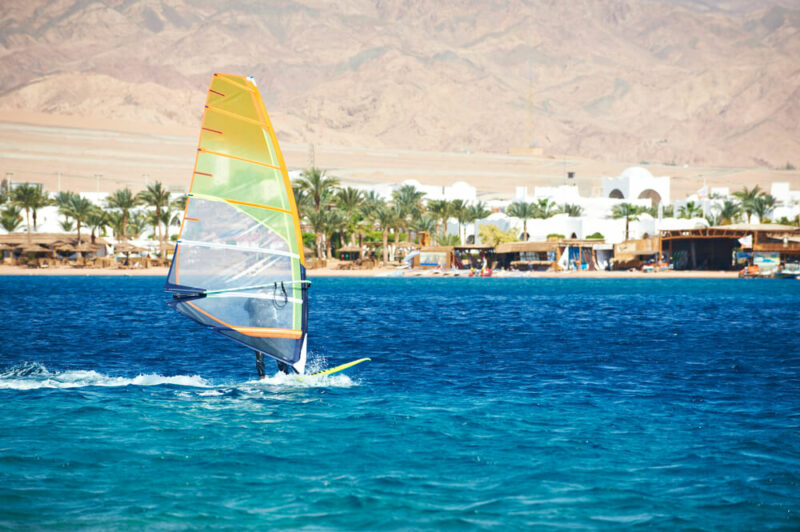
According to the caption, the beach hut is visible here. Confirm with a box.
[337,245,365,262]
[411,244,495,271]
[0,243,13,264]
[414,246,454,269]
[453,244,495,270]
[658,224,800,272]
[495,241,559,271]
[559,239,603,271]
[14,243,54,267]
[336,245,376,270]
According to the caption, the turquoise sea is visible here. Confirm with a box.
[1,276,799,530]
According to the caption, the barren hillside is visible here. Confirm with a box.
[0,0,798,168]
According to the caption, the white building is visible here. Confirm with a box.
[602,166,670,206]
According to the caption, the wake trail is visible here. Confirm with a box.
[0,362,357,391]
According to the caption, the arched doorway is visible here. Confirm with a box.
[638,189,662,206]
[609,189,624,199]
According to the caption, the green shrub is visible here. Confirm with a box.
[302,232,316,249]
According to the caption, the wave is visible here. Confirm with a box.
[0,362,358,391]
[252,371,357,388]
[0,362,211,390]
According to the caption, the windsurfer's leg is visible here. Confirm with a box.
[255,351,265,380]
[276,360,293,375]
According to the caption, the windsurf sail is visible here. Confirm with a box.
[165,73,309,374]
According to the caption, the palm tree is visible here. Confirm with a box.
[292,186,313,220]
[373,205,396,264]
[323,209,345,259]
[506,201,536,241]
[54,191,77,227]
[411,215,436,235]
[561,203,583,217]
[306,210,329,259]
[106,211,125,240]
[171,194,188,212]
[297,167,339,213]
[439,234,461,246]
[64,195,94,256]
[296,168,339,255]
[612,203,641,241]
[361,190,384,220]
[752,194,776,223]
[59,217,75,232]
[106,188,139,240]
[717,200,740,224]
[534,198,559,218]
[160,207,181,248]
[445,199,468,244]
[678,201,703,219]
[391,203,404,248]
[426,199,450,243]
[147,210,161,240]
[11,183,42,240]
[336,187,363,245]
[732,185,764,224]
[54,191,76,209]
[137,182,171,256]
[467,202,490,243]
[127,211,147,239]
[28,186,50,232]
[705,211,722,227]
[1,205,23,232]
[86,207,108,245]
[392,185,426,242]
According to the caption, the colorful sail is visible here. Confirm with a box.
[165,73,309,374]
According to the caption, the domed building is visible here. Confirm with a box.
[602,166,670,206]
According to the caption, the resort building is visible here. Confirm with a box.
[602,166,671,205]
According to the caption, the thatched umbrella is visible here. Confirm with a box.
[54,242,77,252]
[15,243,52,255]
[114,242,147,253]
[75,242,95,253]
[114,241,148,265]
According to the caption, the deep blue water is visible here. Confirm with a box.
[1,276,799,530]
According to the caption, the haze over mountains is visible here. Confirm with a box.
[1,0,798,169]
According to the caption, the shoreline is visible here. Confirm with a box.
[0,265,739,279]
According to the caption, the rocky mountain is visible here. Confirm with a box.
[0,0,798,168]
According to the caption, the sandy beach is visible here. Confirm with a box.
[0,264,738,278]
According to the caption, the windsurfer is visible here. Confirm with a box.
[255,350,294,378]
